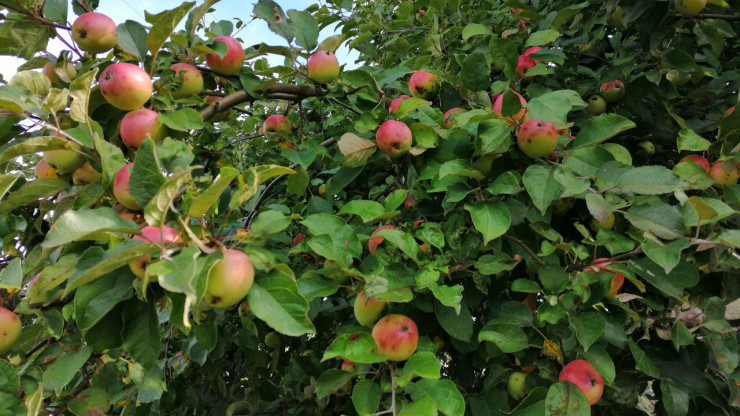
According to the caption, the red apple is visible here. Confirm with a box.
[205,36,244,75]
[34,160,59,179]
[205,248,255,308]
[371,314,418,361]
[443,107,466,127]
[293,233,306,247]
[0,306,22,355]
[368,225,395,256]
[170,63,204,98]
[584,258,625,297]
[72,163,102,185]
[354,290,387,327]
[559,360,604,405]
[204,96,231,121]
[120,109,167,148]
[263,115,292,139]
[71,12,117,54]
[517,119,558,158]
[725,106,736,116]
[341,360,355,372]
[678,155,710,173]
[113,163,142,211]
[129,225,182,278]
[523,46,543,63]
[408,70,440,100]
[600,80,625,103]
[99,63,153,110]
[710,161,739,186]
[515,55,536,79]
[307,51,340,84]
[376,120,412,158]
[389,95,411,113]
[492,90,528,125]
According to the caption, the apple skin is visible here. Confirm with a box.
[559,360,604,405]
[204,96,231,121]
[0,307,22,355]
[170,63,204,99]
[675,0,707,16]
[99,63,153,110]
[354,290,387,327]
[71,12,117,54]
[376,120,412,158]
[129,225,182,278]
[584,258,625,297]
[523,46,542,63]
[599,80,625,103]
[205,248,255,308]
[113,163,142,211]
[637,141,655,157]
[293,233,306,247]
[368,225,395,256]
[307,51,340,84]
[72,163,102,185]
[507,372,530,400]
[205,36,244,75]
[585,95,606,115]
[517,119,558,158]
[515,55,536,79]
[443,107,466,127]
[710,161,739,186]
[43,138,85,174]
[590,212,616,231]
[341,360,355,373]
[371,314,418,361]
[725,106,736,117]
[389,95,411,113]
[678,155,710,173]
[492,90,528,125]
[264,332,281,348]
[34,160,59,179]
[408,70,440,100]
[263,115,292,139]
[120,108,168,148]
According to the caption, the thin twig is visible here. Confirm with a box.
[672,13,740,21]
[502,234,546,267]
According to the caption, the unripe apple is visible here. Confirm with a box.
[585,95,606,115]
[637,141,656,157]
[666,69,691,86]
[678,155,710,173]
[71,12,117,54]
[354,290,387,327]
[99,63,153,110]
[43,139,85,174]
[264,332,281,348]
[584,258,625,297]
[710,161,739,186]
[559,360,604,405]
[34,160,59,179]
[590,212,615,231]
[263,115,292,139]
[307,51,340,84]
[113,163,142,211]
[42,61,77,84]
[599,80,625,103]
[675,0,707,15]
[371,314,418,361]
[523,46,543,63]
[170,63,204,98]
[205,248,255,308]
[129,225,181,278]
[72,163,102,185]
[318,184,326,196]
[492,90,528,125]
[0,307,21,355]
[507,372,530,400]
[552,198,575,215]
[205,36,244,75]
[204,96,231,121]
[341,360,355,373]
[389,95,411,113]
[517,119,558,158]
[443,107,466,128]
[120,108,167,148]
[608,6,624,28]
[408,70,440,100]
[472,153,500,176]
[376,120,412,158]
[368,225,395,256]
[515,55,536,79]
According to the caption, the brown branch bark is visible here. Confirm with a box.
[0,1,71,29]
[199,84,321,120]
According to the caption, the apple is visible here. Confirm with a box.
[205,36,244,75]
[0,307,21,355]
[99,63,153,110]
[376,120,412,158]
[443,107,466,127]
[120,108,167,148]
[368,225,395,256]
[389,95,411,113]
[341,360,355,373]
[552,198,575,215]
[590,212,616,231]
[585,95,606,115]
[404,198,414,208]
[408,70,440,100]
[492,90,528,125]
[318,184,326,196]
[265,332,281,348]
[354,290,387,327]
[34,160,59,179]
[129,225,182,278]
[515,55,536,79]
[293,233,306,247]
[71,12,117,54]
[725,106,736,117]
[517,119,558,158]
[507,372,530,400]
[559,360,604,405]
[205,248,255,308]
[113,163,142,211]
[599,80,625,103]
[204,96,231,121]
[675,0,707,15]
[678,155,710,173]
[666,69,691,86]
[371,314,418,361]
[263,115,292,139]
[523,46,543,63]
[72,163,102,185]
[584,258,625,297]
[42,61,77,84]
[608,6,624,28]
[170,63,203,99]
[710,161,739,186]
[43,138,85,174]
[307,51,340,84]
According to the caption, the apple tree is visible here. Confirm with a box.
[0,0,738,415]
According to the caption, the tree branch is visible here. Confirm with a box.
[502,234,546,267]
[672,13,740,21]
[0,1,71,29]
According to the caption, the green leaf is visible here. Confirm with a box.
[404,379,465,416]
[630,258,699,301]
[159,108,205,131]
[339,200,386,223]
[479,323,528,352]
[130,139,166,208]
[435,301,473,342]
[74,273,134,333]
[462,23,493,40]
[624,204,684,240]
[375,228,420,261]
[65,241,157,295]
[42,346,93,393]
[144,167,194,227]
[582,344,615,385]
[248,269,315,336]
[439,159,485,180]
[148,246,215,311]
[569,311,605,351]
[251,210,291,235]
[677,128,711,152]
[522,165,563,214]
[253,0,295,43]
[68,388,111,416]
[288,10,318,50]
[461,53,490,91]
[642,237,690,274]
[475,253,518,275]
[525,30,561,47]
[396,352,442,387]
[116,20,149,60]
[316,369,353,399]
[9,70,50,96]
[0,258,22,291]
[90,122,126,190]
[147,2,196,59]
[464,201,511,245]
[614,166,682,195]
[337,133,376,167]
[352,379,380,416]
[571,114,636,148]
[321,333,387,364]
[627,339,661,378]
[527,90,586,128]
[0,178,69,214]
[544,382,590,416]
[69,69,98,124]
[42,208,138,248]
[487,171,523,195]
[188,166,239,217]
[512,279,542,293]
[122,299,160,368]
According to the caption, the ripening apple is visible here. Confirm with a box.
[678,155,710,173]
[205,36,245,75]
[492,90,528,125]
[443,107,466,127]
[507,372,530,400]
[408,70,440,100]
[376,120,412,158]
[585,95,606,115]
[584,258,625,297]
[120,108,167,148]
[72,163,102,185]
[725,107,736,117]
[523,46,543,63]
[99,63,153,110]
[170,63,204,98]
[205,248,255,308]
[368,225,395,256]
[675,0,707,16]
[263,115,292,139]
[515,55,536,79]
[43,139,85,174]
[293,233,306,247]
[204,96,231,121]
[590,212,616,231]
[307,51,340,84]
[113,163,142,211]
[354,290,387,327]
[71,12,117,54]
[341,360,355,373]
[129,225,182,278]
[600,80,625,103]
[0,306,21,355]
[709,161,739,186]
[371,314,418,361]
[34,160,59,179]
[517,119,558,158]
[559,360,604,405]
[389,95,411,113]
